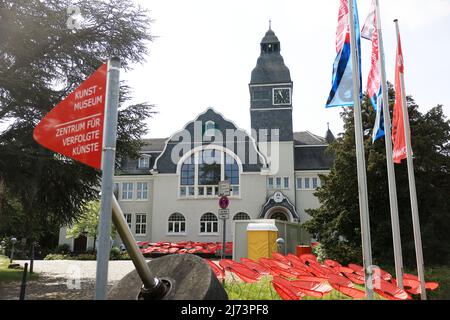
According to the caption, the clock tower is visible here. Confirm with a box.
[249,26,293,143]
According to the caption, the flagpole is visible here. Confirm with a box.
[348,0,374,300]
[375,0,404,289]
[394,19,427,300]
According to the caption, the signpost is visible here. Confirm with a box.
[218,209,230,220]
[218,181,231,259]
[33,59,119,300]
[218,180,231,197]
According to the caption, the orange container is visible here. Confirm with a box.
[296,245,312,257]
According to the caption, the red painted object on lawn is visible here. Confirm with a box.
[228,262,262,283]
[206,260,225,281]
[272,276,302,300]
[330,283,366,299]
[240,258,271,275]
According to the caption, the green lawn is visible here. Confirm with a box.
[0,255,39,283]
[224,266,450,300]
[397,265,450,300]
[224,277,385,300]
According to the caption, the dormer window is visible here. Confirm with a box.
[138,155,150,168]
[204,121,216,137]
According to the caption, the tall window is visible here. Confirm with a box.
[138,156,150,168]
[225,154,240,196]
[168,213,186,234]
[296,177,302,190]
[233,212,250,221]
[114,182,120,197]
[276,177,282,189]
[304,178,310,189]
[124,213,132,230]
[135,214,147,235]
[179,149,241,198]
[180,155,195,197]
[312,177,318,189]
[200,213,218,234]
[122,182,133,200]
[198,149,221,185]
[283,177,290,189]
[268,177,274,189]
[137,182,148,200]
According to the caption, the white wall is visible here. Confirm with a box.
[295,170,329,223]
[259,141,296,207]
[114,176,154,243]
[151,172,267,243]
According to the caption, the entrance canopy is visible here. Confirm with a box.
[259,191,300,222]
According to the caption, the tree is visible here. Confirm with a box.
[304,85,450,267]
[0,0,154,245]
[66,201,116,251]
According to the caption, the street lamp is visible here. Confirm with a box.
[10,237,17,263]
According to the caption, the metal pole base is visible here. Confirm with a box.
[138,278,172,300]
[109,254,228,300]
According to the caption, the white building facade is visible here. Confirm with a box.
[58,27,334,250]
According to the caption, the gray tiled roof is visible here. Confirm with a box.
[294,146,334,171]
[117,130,334,175]
[293,131,328,146]
[141,138,167,152]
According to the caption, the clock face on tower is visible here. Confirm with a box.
[273,88,291,105]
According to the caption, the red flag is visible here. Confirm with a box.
[33,63,108,169]
[362,0,380,104]
[336,0,350,53]
[392,32,407,163]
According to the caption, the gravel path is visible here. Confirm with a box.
[0,260,142,300]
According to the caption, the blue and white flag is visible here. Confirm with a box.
[372,89,385,141]
[326,0,362,108]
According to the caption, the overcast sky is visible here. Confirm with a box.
[120,0,450,140]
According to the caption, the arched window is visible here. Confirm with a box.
[200,213,218,234]
[233,212,250,221]
[180,155,195,197]
[270,212,288,221]
[179,148,241,198]
[198,149,221,186]
[168,213,186,234]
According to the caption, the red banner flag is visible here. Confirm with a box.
[336,0,350,53]
[33,63,108,169]
[392,33,407,163]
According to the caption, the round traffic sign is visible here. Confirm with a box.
[219,196,229,209]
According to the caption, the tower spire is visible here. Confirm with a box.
[269,19,272,30]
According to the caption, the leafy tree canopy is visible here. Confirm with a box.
[0,0,155,242]
[66,201,116,244]
[304,85,450,267]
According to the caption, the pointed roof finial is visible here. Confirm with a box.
[269,19,272,30]
[327,122,330,130]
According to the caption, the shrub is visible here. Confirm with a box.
[44,254,67,260]
[110,247,121,260]
[312,243,326,263]
[71,253,96,260]
[55,244,71,254]
[118,252,130,260]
